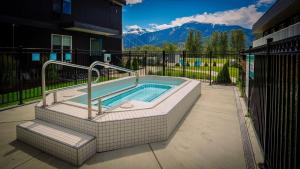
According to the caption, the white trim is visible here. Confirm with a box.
[253,22,300,47]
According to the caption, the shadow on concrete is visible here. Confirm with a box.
[8,140,77,169]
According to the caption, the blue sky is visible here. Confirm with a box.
[123,0,275,32]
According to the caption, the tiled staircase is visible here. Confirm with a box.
[17,119,96,166]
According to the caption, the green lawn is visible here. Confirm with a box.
[0,76,114,108]
[184,58,236,64]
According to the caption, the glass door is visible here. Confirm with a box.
[90,38,102,61]
[51,34,72,62]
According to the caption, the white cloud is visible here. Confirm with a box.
[147,5,263,30]
[256,0,275,6]
[124,25,147,34]
[126,0,142,5]
[126,25,142,30]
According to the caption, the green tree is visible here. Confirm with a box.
[162,43,178,52]
[125,58,132,69]
[210,32,219,54]
[132,58,139,70]
[185,30,202,53]
[126,45,162,51]
[219,32,228,56]
[230,29,245,52]
[215,62,232,84]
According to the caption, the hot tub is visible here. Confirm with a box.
[35,75,201,152]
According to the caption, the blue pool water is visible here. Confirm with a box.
[70,83,174,108]
[102,84,171,107]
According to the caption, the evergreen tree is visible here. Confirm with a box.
[132,58,139,70]
[210,32,219,54]
[219,32,228,57]
[230,29,245,52]
[162,43,178,52]
[185,30,202,53]
[215,62,232,84]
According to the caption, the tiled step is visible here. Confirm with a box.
[16,120,96,166]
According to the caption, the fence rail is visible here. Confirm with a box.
[0,47,241,108]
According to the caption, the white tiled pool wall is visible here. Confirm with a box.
[17,126,97,166]
[97,115,167,152]
[35,76,200,153]
[36,107,167,152]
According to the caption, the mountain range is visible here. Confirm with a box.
[123,22,253,49]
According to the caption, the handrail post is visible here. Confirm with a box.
[163,51,166,76]
[144,51,147,75]
[42,61,48,107]
[42,60,100,108]
[17,46,23,105]
[88,61,139,119]
[209,51,212,85]
[88,65,93,120]
[183,51,186,77]
[53,92,57,103]
[98,98,102,115]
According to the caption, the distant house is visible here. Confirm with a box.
[0,0,125,55]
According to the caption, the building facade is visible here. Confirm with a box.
[0,0,125,53]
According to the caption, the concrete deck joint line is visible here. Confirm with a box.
[234,87,256,169]
[148,144,164,169]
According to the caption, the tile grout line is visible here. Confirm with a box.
[148,143,163,169]
[233,87,257,169]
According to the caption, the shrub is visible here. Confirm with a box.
[148,70,154,75]
[175,63,180,67]
[215,62,232,84]
[125,59,132,69]
[213,61,217,67]
[204,62,208,67]
[186,62,190,67]
[132,58,139,70]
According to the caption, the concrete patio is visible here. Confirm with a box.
[0,84,260,169]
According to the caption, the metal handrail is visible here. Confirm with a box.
[42,60,100,106]
[87,61,139,119]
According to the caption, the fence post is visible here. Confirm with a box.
[144,51,147,75]
[107,68,110,80]
[163,51,166,76]
[183,51,186,77]
[74,48,78,84]
[128,51,131,76]
[17,46,23,105]
[209,51,212,85]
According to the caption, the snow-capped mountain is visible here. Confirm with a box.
[123,22,253,48]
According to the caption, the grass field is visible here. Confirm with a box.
[0,76,113,108]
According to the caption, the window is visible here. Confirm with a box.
[51,34,72,61]
[63,0,72,15]
[90,38,102,56]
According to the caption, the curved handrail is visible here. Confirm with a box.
[42,60,100,106]
[87,61,139,119]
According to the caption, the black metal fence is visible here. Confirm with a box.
[0,47,241,107]
[245,35,300,169]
